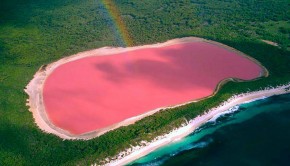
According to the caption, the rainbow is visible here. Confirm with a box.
[101,0,133,47]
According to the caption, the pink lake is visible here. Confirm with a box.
[43,42,262,135]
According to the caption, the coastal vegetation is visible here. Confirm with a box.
[0,0,289,165]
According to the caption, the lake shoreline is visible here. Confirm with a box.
[24,37,267,140]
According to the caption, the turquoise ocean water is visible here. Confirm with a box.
[128,93,290,166]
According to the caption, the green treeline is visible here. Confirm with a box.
[0,0,289,165]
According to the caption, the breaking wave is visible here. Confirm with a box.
[208,105,240,123]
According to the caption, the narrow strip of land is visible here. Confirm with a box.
[105,84,290,166]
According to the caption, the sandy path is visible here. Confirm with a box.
[261,39,279,47]
[25,37,268,140]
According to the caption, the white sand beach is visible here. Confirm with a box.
[103,83,290,166]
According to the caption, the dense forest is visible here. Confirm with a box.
[0,0,289,165]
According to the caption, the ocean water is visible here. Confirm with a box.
[128,93,290,166]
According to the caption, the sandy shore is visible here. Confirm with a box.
[103,83,290,166]
[25,37,268,140]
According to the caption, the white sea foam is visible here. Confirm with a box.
[242,96,268,104]
[208,105,240,123]
[191,139,213,149]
